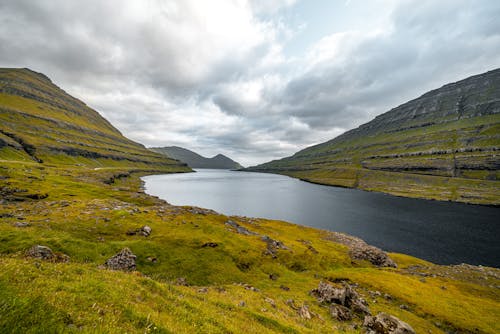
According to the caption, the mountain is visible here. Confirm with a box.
[247,69,500,205]
[0,68,498,333]
[150,146,243,169]
[0,68,190,171]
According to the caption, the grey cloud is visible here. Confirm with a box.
[0,0,499,166]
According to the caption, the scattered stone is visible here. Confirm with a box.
[104,248,136,271]
[280,285,290,291]
[201,242,218,248]
[298,305,311,319]
[261,235,289,258]
[126,225,152,237]
[238,301,246,307]
[197,287,208,293]
[324,232,396,267]
[225,220,258,235]
[399,304,410,311]
[330,304,352,321]
[363,312,415,334]
[286,299,298,309]
[13,222,30,227]
[269,273,279,280]
[384,293,393,300]
[265,297,276,308]
[146,256,158,263]
[0,213,14,218]
[26,245,54,260]
[176,277,189,286]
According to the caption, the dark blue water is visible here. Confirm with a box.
[142,169,500,267]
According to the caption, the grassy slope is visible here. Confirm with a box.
[1,161,499,334]
[246,69,500,205]
[0,68,498,333]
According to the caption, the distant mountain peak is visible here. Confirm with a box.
[150,146,242,169]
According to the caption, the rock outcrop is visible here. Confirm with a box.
[363,312,415,334]
[104,248,137,271]
[311,281,370,320]
[325,232,396,267]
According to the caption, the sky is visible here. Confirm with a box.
[1,0,499,166]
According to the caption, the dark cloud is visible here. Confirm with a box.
[0,0,499,166]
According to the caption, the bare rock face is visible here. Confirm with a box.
[363,312,415,334]
[26,245,54,260]
[104,248,136,271]
[324,232,396,268]
[311,281,370,320]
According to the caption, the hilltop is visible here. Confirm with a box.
[150,146,243,169]
[246,69,500,205]
[0,69,498,333]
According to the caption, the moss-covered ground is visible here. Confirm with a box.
[1,157,499,333]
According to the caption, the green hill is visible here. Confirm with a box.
[0,69,498,333]
[150,146,243,169]
[0,68,189,171]
[246,69,500,205]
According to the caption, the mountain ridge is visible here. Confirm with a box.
[150,146,243,169]
[0,68,190,171]
[246,68,500,205]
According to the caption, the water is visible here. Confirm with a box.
[142,169,500,267]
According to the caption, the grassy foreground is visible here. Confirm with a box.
[0,157,499,333]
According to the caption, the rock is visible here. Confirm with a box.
[269,273,279,280]
[265,297,276,308]
[13,222,30,227]
[261,235,289,258]
[104,248,136,271]
[324,232,397,268]
[238,301,246,307]
[225,220,258,235]
[146,256,158,263]
[176,277,189,286]
[298,305,311,319]
[280,285,290,291]
[197,287,208,293]
[399,304,410,310]
[141,225,152,236]
[201,242,218,248]
[26,245,54,260]
[126,225,152,237]
[330,304,352,321]
[363,312,415,334]
[311,281,370,316]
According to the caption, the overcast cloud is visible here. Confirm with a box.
[1,0,499,166]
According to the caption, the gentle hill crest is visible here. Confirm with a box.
[150,146,243,169]
[246,68,500,205]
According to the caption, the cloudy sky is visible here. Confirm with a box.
[1,0,499,166]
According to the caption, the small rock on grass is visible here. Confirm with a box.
[104,248,136,271]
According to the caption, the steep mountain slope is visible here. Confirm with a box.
[151,146,243,169]
[247,69,500,205]
[0,68,189,170]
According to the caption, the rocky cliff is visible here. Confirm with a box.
[246,69,500,205]
[0,68,189,170]
[150,146,243,169]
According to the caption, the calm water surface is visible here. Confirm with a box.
[142,169,499,267]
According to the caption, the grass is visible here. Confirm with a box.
[0,160,499,333]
